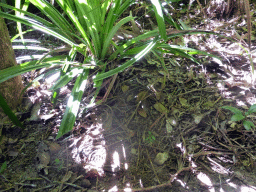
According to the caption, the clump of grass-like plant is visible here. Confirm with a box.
[0,0,217,138]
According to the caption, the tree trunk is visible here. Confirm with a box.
[0,17,23,110]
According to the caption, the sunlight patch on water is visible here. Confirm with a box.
[108,185,118,192]
[139,178,144,188]
[112,151,120,172]
[197,172,214,192]
[176,179,187,188]
[240,185,256,192]
[124,183,132,192]
[69,122,106,176]
[207,157,229,174]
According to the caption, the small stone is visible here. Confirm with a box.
[80,179,91,188]
[154,152,169,165]
[48,136,54,141]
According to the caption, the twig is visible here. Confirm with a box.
[196,0,207,18]
[53,181,84,189]
[32,184,55,192]
[191,151,233,158]
[102,73,118,102]
[145,149,160,184]
[39,174,52,182]
[198,141,230,152]
[61,175,84,191]
[147,112,166,131]
[131,166,192,192]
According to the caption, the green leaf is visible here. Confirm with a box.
[243,120,255,131]
[110,30,159,59]
[50,68,83,91]
[167,30,216,39]
[158,44,221,59]
[56,69,89,139]
[11,29,34,42]
[231,113,245,121]
[73,0,100,56]
[124,44,149,55]
[0,56,65,84]
[0,93,24,129]
[101,15,134,59]
[150,0,167,40]
[0,11,76,46]
[221,106,243,114]
[0,161,7,173]
[161,47,199,64]
[178,19,193,30]
[248,104,256,114]
[179,97,188,106]
[0,2,54,27]
[154,102,167,114]
[29,0,75,35]
[138,108,147,118]
[94,37,159,81]
[13,45,50,51]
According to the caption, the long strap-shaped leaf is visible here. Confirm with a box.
[101,15,134,59]
[0,3,54,27]
[29,0,75,35]
[94,36,159,82]
[56,69,90,139]
[56,0,94,54]
[0,11,76,46]
[150,0,167,40]
[0,56,66,84]
[158,44,221,59]
[15,0,30,44]
[74,0,101,58]
[50,68,84,91]
[0,93,24,129]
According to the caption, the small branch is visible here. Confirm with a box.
[131,166,192,192]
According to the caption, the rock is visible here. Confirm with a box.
[80,179,91,188]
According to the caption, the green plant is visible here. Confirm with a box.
[54,158,64,171]
[145,131,156,144]
[222,104,256,131]
[0,161,7,173]
[0,93,24,128]
[0,0,218,139]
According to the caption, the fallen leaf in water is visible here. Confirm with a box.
[138,108,147,118]
[121,85,129,93]
[179,97,188,106]
[154,102,167,113]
